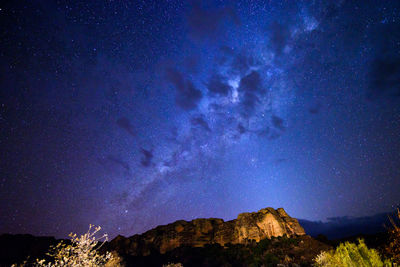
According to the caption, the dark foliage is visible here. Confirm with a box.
[0,234,59,266]
[117,235,329,267]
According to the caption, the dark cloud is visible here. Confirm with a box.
[238,71,263,92]
[217,48,259,76]
[207,74,232,96]
[107,155,130,172]
[238,71,263,117]
[237,123,246,135]
[217,46,235,65]
[191,116,211,132]
[257,127,270,138]
[140,148,153,167]
[368,57,400,99]
[98,155,130,175]
[166,68,203,110]
[231,52,258,75]
[309,102,322,114]
[187,2,240,38]
[176,81,202,110]
[269,22,290,56]
[271,115,285,131]
[241,92,260,117]
[166,67,185,92]
[167,126,179,143]
[184,56,200,74]
[255,116,286,140]
[267,131,282,140]
[220,45,235,54]
[116,117,135,136]
[274,158,288,164]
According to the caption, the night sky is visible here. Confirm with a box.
[1,0,400,239]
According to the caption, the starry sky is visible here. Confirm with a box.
[1,0,400,239]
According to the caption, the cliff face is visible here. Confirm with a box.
[109,207,306,256]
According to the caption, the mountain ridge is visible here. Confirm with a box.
[108,207,305,256]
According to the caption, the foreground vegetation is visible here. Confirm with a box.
[314,208,400,267]
[12,225,122,267]
[386,209,400,264]
[116,235,329,266]
[314,239,391,267]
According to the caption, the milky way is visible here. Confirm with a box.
[1,1,400,238]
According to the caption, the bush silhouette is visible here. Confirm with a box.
[13,225,123,267]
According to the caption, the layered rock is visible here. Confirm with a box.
[109,207,305,256]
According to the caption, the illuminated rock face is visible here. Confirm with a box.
[109,207,306,256]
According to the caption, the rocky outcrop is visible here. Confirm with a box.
[109,207,306,256]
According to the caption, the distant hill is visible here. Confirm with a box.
[299,210,395,239]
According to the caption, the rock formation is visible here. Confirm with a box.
[109,207,306,256]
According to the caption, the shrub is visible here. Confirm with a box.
[253,237,272,256]
[14,225,123,267]
[385,208,400,264]
[162,263,183,267]
[314,239,391,267]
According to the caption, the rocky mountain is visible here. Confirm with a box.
[109,207,305,256]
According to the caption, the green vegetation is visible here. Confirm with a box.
[314,239,391,267]
[13,225,123,267]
